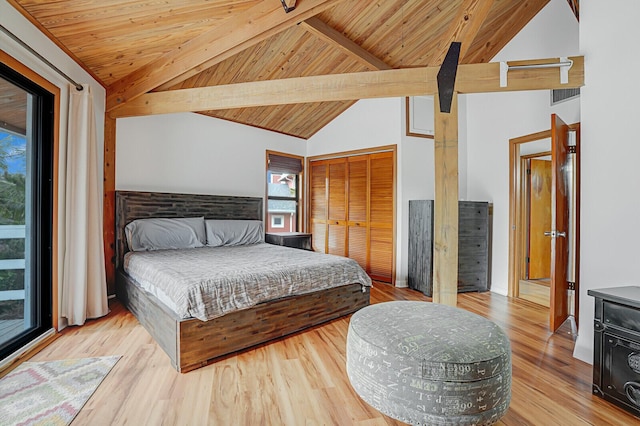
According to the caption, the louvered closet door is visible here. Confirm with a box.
[347,156,369,270]
[369,152,394,282]
[327,159,347,256]
[309,161,327,252]
[308,149,395,283]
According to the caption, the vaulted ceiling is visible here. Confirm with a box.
[5,0,576,139]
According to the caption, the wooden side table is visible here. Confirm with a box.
[265,232,312,251]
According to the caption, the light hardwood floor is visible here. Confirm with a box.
[27,284,638,425]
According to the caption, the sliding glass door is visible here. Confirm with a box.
[0,64,54,360]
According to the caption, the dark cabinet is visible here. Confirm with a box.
[265,232,312,250]
[408,200,491,296]
[589,286,640,418]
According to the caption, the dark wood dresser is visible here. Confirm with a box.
[589,286,640,418]
[408,200,491,296]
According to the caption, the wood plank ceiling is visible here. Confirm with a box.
[5,0,565,139]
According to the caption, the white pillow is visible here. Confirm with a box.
[205,220,264,247]
[125,217,206,251]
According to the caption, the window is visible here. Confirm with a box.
[266,151,303,233]
[271,215,285,228]
[0,58,55,361]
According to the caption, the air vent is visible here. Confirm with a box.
[551,87,580,105]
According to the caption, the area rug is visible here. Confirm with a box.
[0,355,121,426]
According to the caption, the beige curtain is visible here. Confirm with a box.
[60,84,108,326]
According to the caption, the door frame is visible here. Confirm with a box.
[509,130,551,300]
[508,123,580,329]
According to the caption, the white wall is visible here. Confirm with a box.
[572,1,640,363]
[465,0,580,296]
[116,113,305,197]
[306,98,402,157]
[1,0,105,329]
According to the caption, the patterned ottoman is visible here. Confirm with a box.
[346,301,511,425]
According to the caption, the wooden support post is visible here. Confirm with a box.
[432,92,459,306]
[103,115,116,294]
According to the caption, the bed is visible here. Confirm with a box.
[115,190,371,373]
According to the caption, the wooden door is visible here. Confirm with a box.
[327,159,347,256]
[369,152,394,282]
[550,114,570,332]
[309,161,327,252]
[528,159,552,279]
[347,156,368,270]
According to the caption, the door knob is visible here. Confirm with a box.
[544,230,567,238]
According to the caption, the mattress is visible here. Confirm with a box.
[123,243,372,321]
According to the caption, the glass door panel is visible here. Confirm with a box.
[0,67,53,360]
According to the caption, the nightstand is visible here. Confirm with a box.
[265,232,312,250]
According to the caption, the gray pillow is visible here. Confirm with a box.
[125,217,206,251]
[205,220,264,247]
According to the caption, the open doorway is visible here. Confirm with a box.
[508,117,580,333]
[520,152,552,307]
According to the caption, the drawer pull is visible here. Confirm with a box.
[625,382,640,406]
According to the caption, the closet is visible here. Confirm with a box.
[308,149,395,283]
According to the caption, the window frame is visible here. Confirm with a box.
[266,151,304,233]
[0,50,59,364]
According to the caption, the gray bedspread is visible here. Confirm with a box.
[123,243,372,321]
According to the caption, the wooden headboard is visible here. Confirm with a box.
[115,191,263,270]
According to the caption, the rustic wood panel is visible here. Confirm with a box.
[116,269,179,370]
[115,191,263,270]
[408,200,434,295]
[179,283,369,372]
[9,0,550,139]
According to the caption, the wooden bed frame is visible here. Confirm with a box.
[114,190,370,373]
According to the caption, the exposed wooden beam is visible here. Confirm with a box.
[106,0,344,111]
[110,56,584,118]
[299,17,391,70]
[431,0,495,65]
[432,92,459,307]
